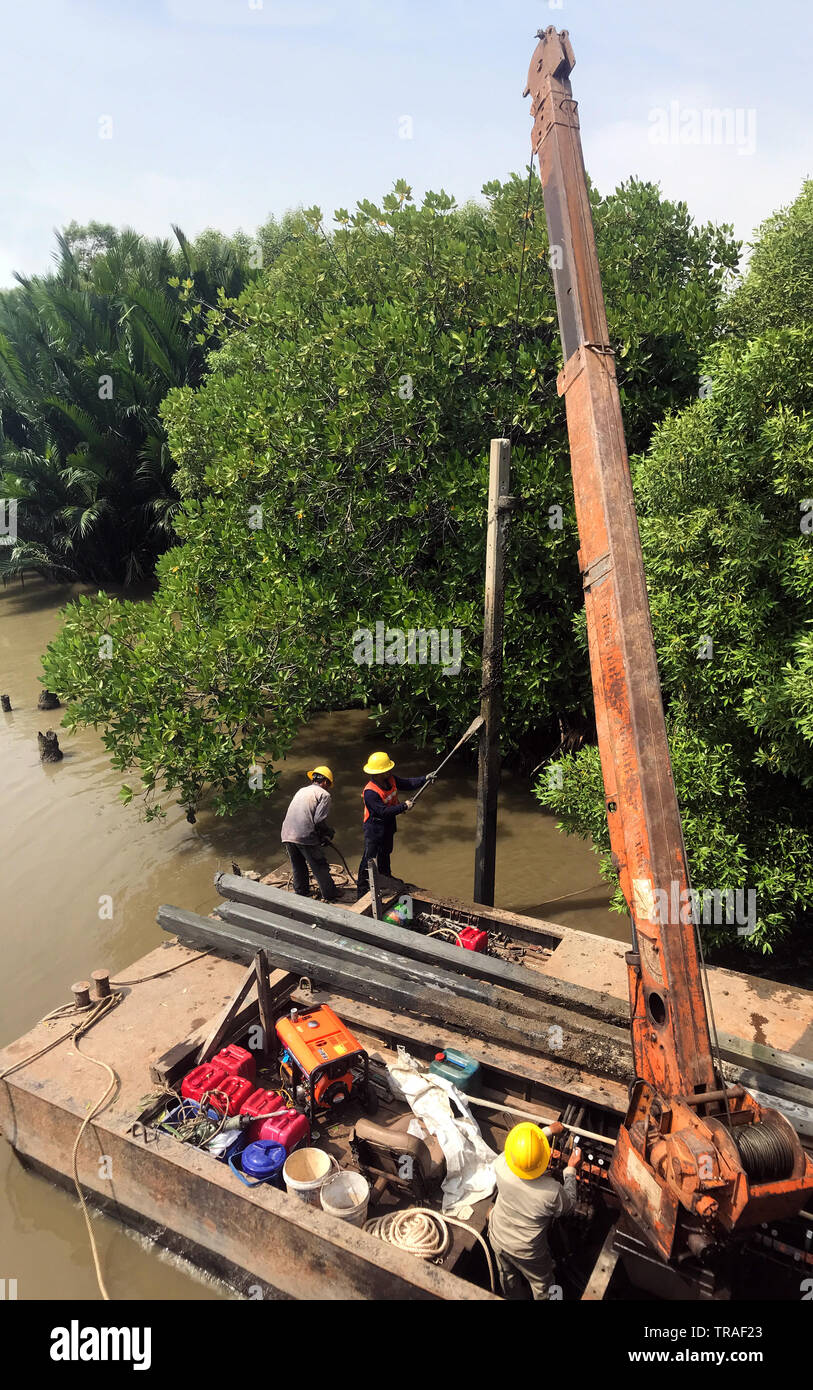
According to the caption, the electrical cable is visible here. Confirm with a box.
[325,842,354,878]
[427,926,464,946]
[110,950,212,986]
[534,882,607,907]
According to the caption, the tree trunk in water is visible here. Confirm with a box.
[38,730,63,762]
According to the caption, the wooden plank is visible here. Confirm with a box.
[149,964,297,1083]
[254,952,291,1061]
[367,860,383,920]
[581,1223,619,1301]
[196,960,258,1064]
[149,1038,200,1089]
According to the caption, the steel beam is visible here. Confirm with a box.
[158,905,634,1082]
[214,872,626,1027]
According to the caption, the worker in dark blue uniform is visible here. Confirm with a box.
[356,751,435,898]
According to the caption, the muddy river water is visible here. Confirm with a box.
[0,579,621,1300]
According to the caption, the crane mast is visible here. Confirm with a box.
[525,26,813,1263]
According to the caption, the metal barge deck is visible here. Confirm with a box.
[1,878,812,1301]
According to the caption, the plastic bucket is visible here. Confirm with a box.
[159,1099,200,1133]
[229,1139,286,1188]
[320,1170,370,1227]
[282,1147,337,1205]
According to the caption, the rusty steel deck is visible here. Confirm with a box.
[0,941,495,1301]
[2,882,812,1299]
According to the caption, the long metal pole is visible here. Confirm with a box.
[474,438,511,905]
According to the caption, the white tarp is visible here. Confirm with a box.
[385,1047,497,1213]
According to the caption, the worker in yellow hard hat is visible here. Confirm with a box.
[356,751,436,898]
[280,765,339,901]
[488,1121,582,1300]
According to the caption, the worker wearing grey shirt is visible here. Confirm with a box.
[280,765,338,901]
[488,1120,581,1299]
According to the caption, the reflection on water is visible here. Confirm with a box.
[0,579,620,1299]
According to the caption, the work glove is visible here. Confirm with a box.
[425,771,438,783]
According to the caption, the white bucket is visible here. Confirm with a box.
[320,1170,370,1227]
[283,1147,336,1205]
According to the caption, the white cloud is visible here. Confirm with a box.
[164,0,337,27]
[584,114,810,246]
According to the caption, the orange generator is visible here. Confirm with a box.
[275,1005,376,1122]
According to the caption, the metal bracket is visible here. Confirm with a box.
[582,552,613,590]
[128,1119,160,1144]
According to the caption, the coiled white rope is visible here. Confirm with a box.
[364,1207,496,1292]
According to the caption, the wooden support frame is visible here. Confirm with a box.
[581,1222,620,1301]
[196,960,259,1065]
[367,860,383,920]
[254,949,275,1061]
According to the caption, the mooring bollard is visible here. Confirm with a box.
[91,969,111,999]
[37,689,60,710]
[71,981,91,1009]
[1,694,11,712]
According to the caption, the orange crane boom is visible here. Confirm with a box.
[525,26,813,1264]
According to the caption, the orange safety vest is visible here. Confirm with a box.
[362,777,398,824]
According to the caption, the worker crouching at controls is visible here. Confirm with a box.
[488,1121,581,1300]
[356,751,435,898]
[280,766,338,902]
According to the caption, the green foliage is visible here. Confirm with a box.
[0,224,258,584]
[538,182,813,951]
[726,178,813,336]
[42,175,736,820]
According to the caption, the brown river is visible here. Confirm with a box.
[0,580,620,1300]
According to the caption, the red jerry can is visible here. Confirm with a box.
[247,1109,310,1150]
[458,927,488,953]
[208,1074,255,1116]
[181,1062,228,1105]
[211,1044,256,1083]
[239,1087,285,1123]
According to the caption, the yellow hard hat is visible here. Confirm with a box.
[363,751,395,775]
[504,1123,551,1180]
[307,765,333,786]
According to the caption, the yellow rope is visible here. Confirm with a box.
[0,947,210,1300]
[69,997,123,1301]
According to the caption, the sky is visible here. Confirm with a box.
[1,0,811,288]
